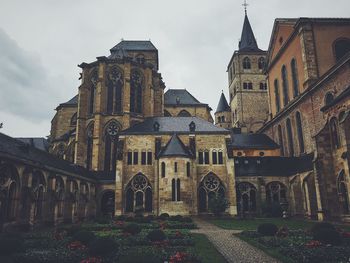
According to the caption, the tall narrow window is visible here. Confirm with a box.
[274,79,281,112]
[127,152,132,165]
[243,57,251,69]
[330,118,340,149]
[171,179,176,201]
[278,125,284,156]
[161,162,166,178]
[89,70,98,115]
[107,84,113,114]
[133,151,138,165]
[177,179,181,201]
[141,151,147,165]
[281,65,289,106]
[286,118,294,156]
[147,152,152,165]
[198,151,204,164]
[295,112,305,154]
[104,122,120,172]
[130,70,143,114]
[258,57,265,70]
[218,151,223,164]
[186,162,190,177]
[204,151,210,164]
[86,124,94,170]
[291,59,299,98]
[174,162,178,173]
[212,151,218,164]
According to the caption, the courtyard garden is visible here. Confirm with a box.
[0,214,226,263]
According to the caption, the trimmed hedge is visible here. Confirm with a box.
[123,223,142,235]
[313,228,342,245]
[147,230,166,242]
[72,231,96,245]
[88,237,117,256]
[257,223,278,236]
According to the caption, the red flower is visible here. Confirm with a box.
[169,251,189,263]
[68,241,86,250]
[175,231,183,237]
[305,240,322,248]
[80,257,102,263]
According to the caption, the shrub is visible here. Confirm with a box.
[118,253,162,263]
[257,223,278,236]
[159,213,170,220]
[123,223,142,235]
[310,222,336,235]
[313,228,342,245]
[181,217,193,223]
[169,215,183,221]
[147,229,166,242]
[134,217,151,224]
[88,237,118,256]
[95,217,110,224]
[208,195,230,217]
[73,231,96,245]
[0,236,24,256]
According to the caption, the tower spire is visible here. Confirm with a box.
[242,0,248,15]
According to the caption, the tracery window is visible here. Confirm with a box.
[274,79,281,112]
[32,171,46,220]
[290,59,299,98]
[337,170,349,214]
[86,123,94,170]
[242,57,251,69]
[295,112,305,154]
[258,57,265,70]
[104,121,120,172]
[286,118,294,156]
[334,38,350,61]
[130,70,144,114]
[330,117,340,149]
[236,182,257,215]
[281,65,289,106]
[198,173,225,212]
[125,174,152,213]
[266,182,287,204]
[55,177,65,217]
[0,164,19,222]
[107,67,124,114]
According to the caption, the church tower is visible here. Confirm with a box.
[227,7,269,133]
[215,92,231,129]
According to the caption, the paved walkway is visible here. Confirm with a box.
[191,218,280,263]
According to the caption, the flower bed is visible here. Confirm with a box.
[239,223,350,263]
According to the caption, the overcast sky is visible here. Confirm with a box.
[0,0,349,137]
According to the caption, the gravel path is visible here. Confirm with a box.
[191,218,280,263]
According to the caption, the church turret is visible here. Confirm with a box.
[215,92,231,129]
[226,5,269,133]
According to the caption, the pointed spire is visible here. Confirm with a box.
[215,93,231,113]
[238,12,261,52]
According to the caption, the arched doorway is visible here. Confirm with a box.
[198,173,225,213]
[236,182,257,216]
[101,191,115,216]
[125,173,152,213]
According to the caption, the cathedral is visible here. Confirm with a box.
[1,12,350,228]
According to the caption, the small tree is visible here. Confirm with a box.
[208,194,230,217]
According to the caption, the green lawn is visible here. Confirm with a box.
[209,218,316,231]
[192,233,227,263]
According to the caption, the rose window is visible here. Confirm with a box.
[132,175,148,191]
[107,123,119,136]
[204,175,219,191]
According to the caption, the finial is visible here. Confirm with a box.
[242,0,248,15]
[222,90,224,94]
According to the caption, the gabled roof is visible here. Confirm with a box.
[57,95,78,109]
[215,93,231,113]
[164,89,208,106]
[110,40,157,53]
[159,134,191,158]
[16,137,49,152]
[229,133,280,150]
[120,117,229,135]
[239,14,262,52]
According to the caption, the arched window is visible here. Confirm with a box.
[32,171,46,220]
[164,110,172,117]
[55,177,65,217]
[89,70,98,115]
[71,181,79,216]
[295,112,305,154]
[337,170,349,214]
[198,173,225,212]
[258,57,265,70]
[242,57,251,69]
[86,123,94,170]
[286,118,294,156]
[274,79,281,112]
[161,162,166,178]
[236,182,257,215]
[290,59,299,98]
[125,174,152,212]
[186,162,191,177]
[278,125,284,156]
[171,178,181,201]
[104,121,121,172]
[281,65,289,106]
[334,38,350,61]
[177,110,191,117]
[130,69,144,114]
[325,92,334,106]
[330,117,340,149]
[107,67,123,114]
[70,112,77,126]
[266,182,287,204]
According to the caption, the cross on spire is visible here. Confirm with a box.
[242,0,248,15]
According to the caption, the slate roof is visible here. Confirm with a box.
[0,132,93,179]
[16,137,49,152]
[57,95,78,108]
[110,40,157,52]
[164,89,208,107]
[215,93,231,113]
[158,134,192,158]
[235,154,314,177]
[229,133,280,150]
[239,14,262,52]
[120,117,229,135]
